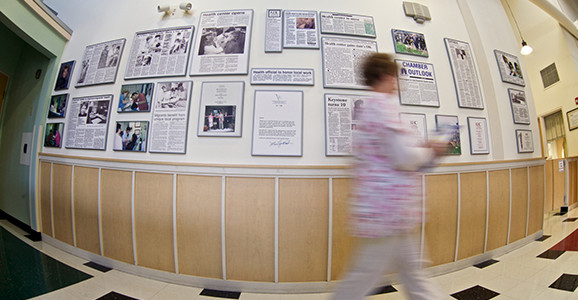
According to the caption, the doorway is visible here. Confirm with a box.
[543,111,568,213]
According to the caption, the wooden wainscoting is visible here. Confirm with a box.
[509,168,528,243]
[39,161,52,236]
[425,174,458,266]
[486,170,510,251]
[52,164,73,245]
[73,166,100,254]
[457,172,487,260]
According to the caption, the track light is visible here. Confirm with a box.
[179,3,193,12]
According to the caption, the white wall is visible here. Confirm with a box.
[42,0,542,165]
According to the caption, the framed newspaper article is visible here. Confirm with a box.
[113,121,149,152]
[197,81,244,137]
[283,10,320,49]
[124,26,194,79]
[48,94,68,118]
[54,60,74,91]
[250,68,314,86]
[515,129,534,153]
[444,38,484,109]
[65,95,112,150]
[395,59,439,107]
[321,36,378,89]
[324,94,370,156]
[508,88,530,124]
[190,9,253,76]
[265,9,283,53]
[467,117,490,155]
[567,107,578,131]
[494,49,525,87]
[118,83,154,113]
[149,81,192,154]
[399,113,427,144]
[75,39,125,87]
[44,123,64,148]
[319,12,376,38]
[252,90,303,156]
[392,29,428,57]
[435,114,461,155]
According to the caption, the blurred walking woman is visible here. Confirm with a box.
[331,53,447,300]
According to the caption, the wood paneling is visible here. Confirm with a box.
[425,174,458,266]
[528,166,544,234]
[544,160,553,212]
[510,168,528,243]
[331,178,356,280]
[487,170,510,251]
[52,164,73,245]
[225,177,275,282]
[552,159,565,211]
[73,167,100,254]
[177,175,222,279]
[570,161,577,206]
[39,162,52,236]
[458,172,486,260]
[134,172,175,272]
[100,169,134,264]
[279,178,329,282]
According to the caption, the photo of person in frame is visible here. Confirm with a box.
[114,121,148,152]
[118,83,153,112]
[54,61,75,90]
[203,105,236,132]
[48,94,68,118]
[44,123,63,148]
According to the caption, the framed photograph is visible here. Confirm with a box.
[395,59,439,107]
[54,60,74,90]
[324,94,370,156]
[252,90,303,156]
[392,29,428,57]
[125,26,194,79]
[197,81,244,137]
[508,88,530,124]
[283,10,319,49]
[467,117,490,155]
[321,36,378,89]
[44,123,63,148]
[515,129,534,153]
[190,9,253,75]
[75,39,125,87]
[444,38,484,109]
[113,121,149,152]
[250,68,314,86]
[65,95,112,150]
[567,107,578,131]
[48,94,68,118]
[399,113,427,144]
[435,114,461,155]
[494,50,525,86]
[118,83,154,112]
[319,12,376,38]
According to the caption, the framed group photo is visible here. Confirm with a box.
[197,81,244,137]
[113,121,149,152]
[494,49,525,86]
[48,94,68,118]
[392,29,428,57]
[118,83,154,112]
[44,123,64,148]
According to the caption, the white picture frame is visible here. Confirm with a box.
[516,129,534,153]
[467,117,490,155]
[197,81,244,137]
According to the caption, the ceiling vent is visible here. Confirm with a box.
[540,63,560,88]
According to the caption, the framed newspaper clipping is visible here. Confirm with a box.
[494,49,525,86]
[283,10,319,49]
[252,90,303,156]
[265,9,283,53]
[395,59,439,107]
[75,39,125,87]
[444,38,484,109]
[124,26,194,79]
[65,95,112,150]
[190,9,253,76]
[319,12,376,38]
[515,129,534,153]
[324,93,370,156]
[250,68,314,86]
[197,81,244,137]
[508,88,530,125]
[321,36,377,89]
[399,113,428,144]
[467,117,490,155]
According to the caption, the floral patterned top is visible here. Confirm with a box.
[350,92,434,238]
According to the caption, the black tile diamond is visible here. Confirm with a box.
[96,291,139,300]
[549,273,578,292]
[563,218,578,222]
[200,289,241,299]
[537,249,566,260]
[451,285,499,300]
[84,261,112,272]
[369,285,397,295]
[474,259,499,269]
[536,235,551,241]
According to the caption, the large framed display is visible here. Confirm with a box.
[494,49,525,86]
[321,36,378,89]
[113,121,149,152]
[444,38,484,109]
[250,68,314,86]
[197,81,244,137]
[124,26,194,79]
[54,60,74,91]
[567,107,578,131]
[319,12,376,38]
[395,59,439,107]
[44,123,64,148]
[392,29,428,57]
[265,9,283,53]
[435,114,461,155]
[118,83,154,113]
[252,90,303,156]
[508,88,530,124]
[190,9,253,75]
[149,81,192,153]
[48,94,68,118]
[65,95,112,150]
[324,93,370,156]
[515,129,534,153]
[283,10,319,49]
[467,117,490,155]
[75,39,125,87]
[399,113,427,144]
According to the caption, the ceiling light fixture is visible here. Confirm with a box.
[504,0,533,55]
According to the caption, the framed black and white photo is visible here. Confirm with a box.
[494,49,525,86]
[113,121,149,152]
[467,117,490,155]
[75,39,125,87]
[54,60,74,91]
[197,81,244,137]
[392,29,428,57]
[250,68,314,86]
[444,38,484,109]
[319,12,376,38]
[44,123,63,148]
[48,94,68,118]
[118,83,154,113]
[395,59,439,107]
[125,26,194,79]
[65,95,112,150]
[252,90,303,156]
[515,129,534,153]
[190,9,253,75]
[321,36,377,89]
[567,107,578,131]
[435,114,461,155]
[508,88,530,124]
[399,113,427,144]
[283,10,319,48]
